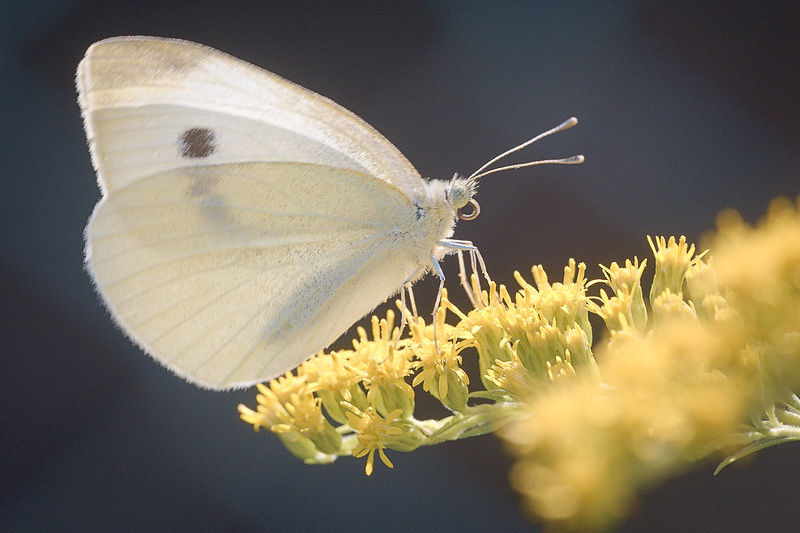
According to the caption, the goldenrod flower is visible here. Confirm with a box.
[408,298,471,411]
[342,402,406,476]
[517,259,593,343]
[652,287,698,324]
[500,306,755,530]
[345,311,416,418]
[298,350,364,424]
[648,235,705,300]
[237,373,308,432]
[595,258,648,332]
[497,202,800,531]
[484,342,538,398]
[237,375,340,461]
[454,278,530,387]
[710,196,800,397]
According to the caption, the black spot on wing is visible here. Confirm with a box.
[179,127,217,159]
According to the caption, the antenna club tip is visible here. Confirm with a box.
[553,117,580,134]
[573,154,585,164]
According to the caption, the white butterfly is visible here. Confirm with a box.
[78,36,582,389]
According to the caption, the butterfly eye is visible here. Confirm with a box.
[458,198,480,221]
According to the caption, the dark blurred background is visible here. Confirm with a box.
[2,1,799,532]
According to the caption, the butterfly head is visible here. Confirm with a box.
[447,174,480,221]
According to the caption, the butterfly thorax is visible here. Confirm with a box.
[393,177,474,265]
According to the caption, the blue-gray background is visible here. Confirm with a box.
[2,1,798,532]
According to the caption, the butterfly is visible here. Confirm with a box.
[78,36,582,389]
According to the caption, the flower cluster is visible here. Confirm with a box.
[499,197,800,530]
[239,195,800,531]
[239,259,597,476]
[501,236,754,530]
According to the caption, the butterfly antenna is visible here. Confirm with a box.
[468,117,584,181]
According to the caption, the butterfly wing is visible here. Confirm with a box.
[78,37,428,388]
[88,162,420,388]
[77,36,424,199]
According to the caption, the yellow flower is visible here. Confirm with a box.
[652,288,698,324]
[409,296,471,411]
[501,312,755,531]
[600,257,647,295]
[592,286,638,334]
[342,402,405,476]
[452,278,526,386]
[504,389,634,528]
[345,311,416,417]
[498,232,783,531]
[516,259,592,341]
[484,341,538,398]
[237,373,342,457]
[299,350,365,424]
[237,373,308,432]
[685,256,731,325]
[648,235,706,301]
[455,261,596,391]
[595,258,648,332]
[709,196,800,396]
[546,351,577,384]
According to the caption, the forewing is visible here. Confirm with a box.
[77,36,424,198]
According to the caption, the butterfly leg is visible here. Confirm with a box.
[439,238,491,308]
[405,282,419,318]
[468,246,492,307]
[456,250,479,308]
[430,238,482,351]
[395,267,424,347]
[395,283,416,347]
[429,257,447,353]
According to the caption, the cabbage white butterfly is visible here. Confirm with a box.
[78,36,582,389]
